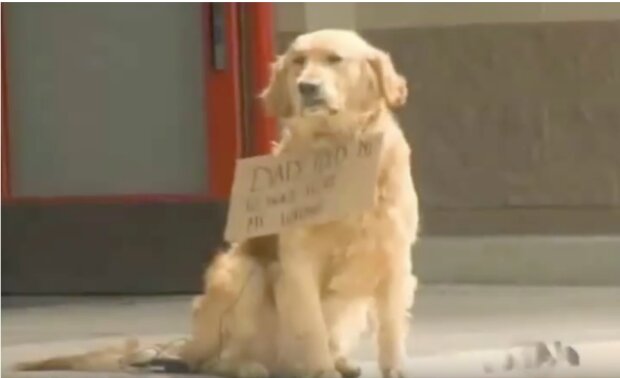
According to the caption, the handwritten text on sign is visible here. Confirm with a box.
[224,134,384,242]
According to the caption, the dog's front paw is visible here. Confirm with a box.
[382,368,405,378]
[314,369,342,378]
[294,368,341,378]
[237,361,270,378]
[335,357,361,378]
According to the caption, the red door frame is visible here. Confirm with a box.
[245,3,277,156]
[1,3,275,204]
[1,4,12,200]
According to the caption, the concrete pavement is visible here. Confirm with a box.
[3,285,620,377]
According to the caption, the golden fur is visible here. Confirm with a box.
[178,28,419,378]
[15,29,419,378]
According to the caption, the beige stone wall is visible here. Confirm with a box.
[273,4,620,235]
[275,3,620,32]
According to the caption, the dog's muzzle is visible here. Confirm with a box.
[297,81,327,108]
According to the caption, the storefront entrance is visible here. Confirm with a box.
[1,3,275,293]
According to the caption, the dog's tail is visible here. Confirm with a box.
[14,338,148,372]
[11,255,232,373]
[13,238,274,374]
[16,357,79,371]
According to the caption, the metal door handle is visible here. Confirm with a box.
[211,3,227,70]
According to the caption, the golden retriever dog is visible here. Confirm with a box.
[16,29,419,378]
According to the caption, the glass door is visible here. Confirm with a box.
[1,3,273,294]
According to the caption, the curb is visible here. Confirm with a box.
[414,236,620,286]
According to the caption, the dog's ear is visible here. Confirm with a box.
[260,55,292,118]
[369,49,408,109]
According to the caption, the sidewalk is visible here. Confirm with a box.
[3,286,620,377]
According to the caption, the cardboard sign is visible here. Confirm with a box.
[224,133,384,242]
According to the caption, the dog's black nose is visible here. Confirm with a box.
[298,81,320,97]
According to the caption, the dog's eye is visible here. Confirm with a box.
[326,54,343,64]
[292,56,306,65]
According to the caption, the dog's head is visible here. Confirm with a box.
[261,29,407,119]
